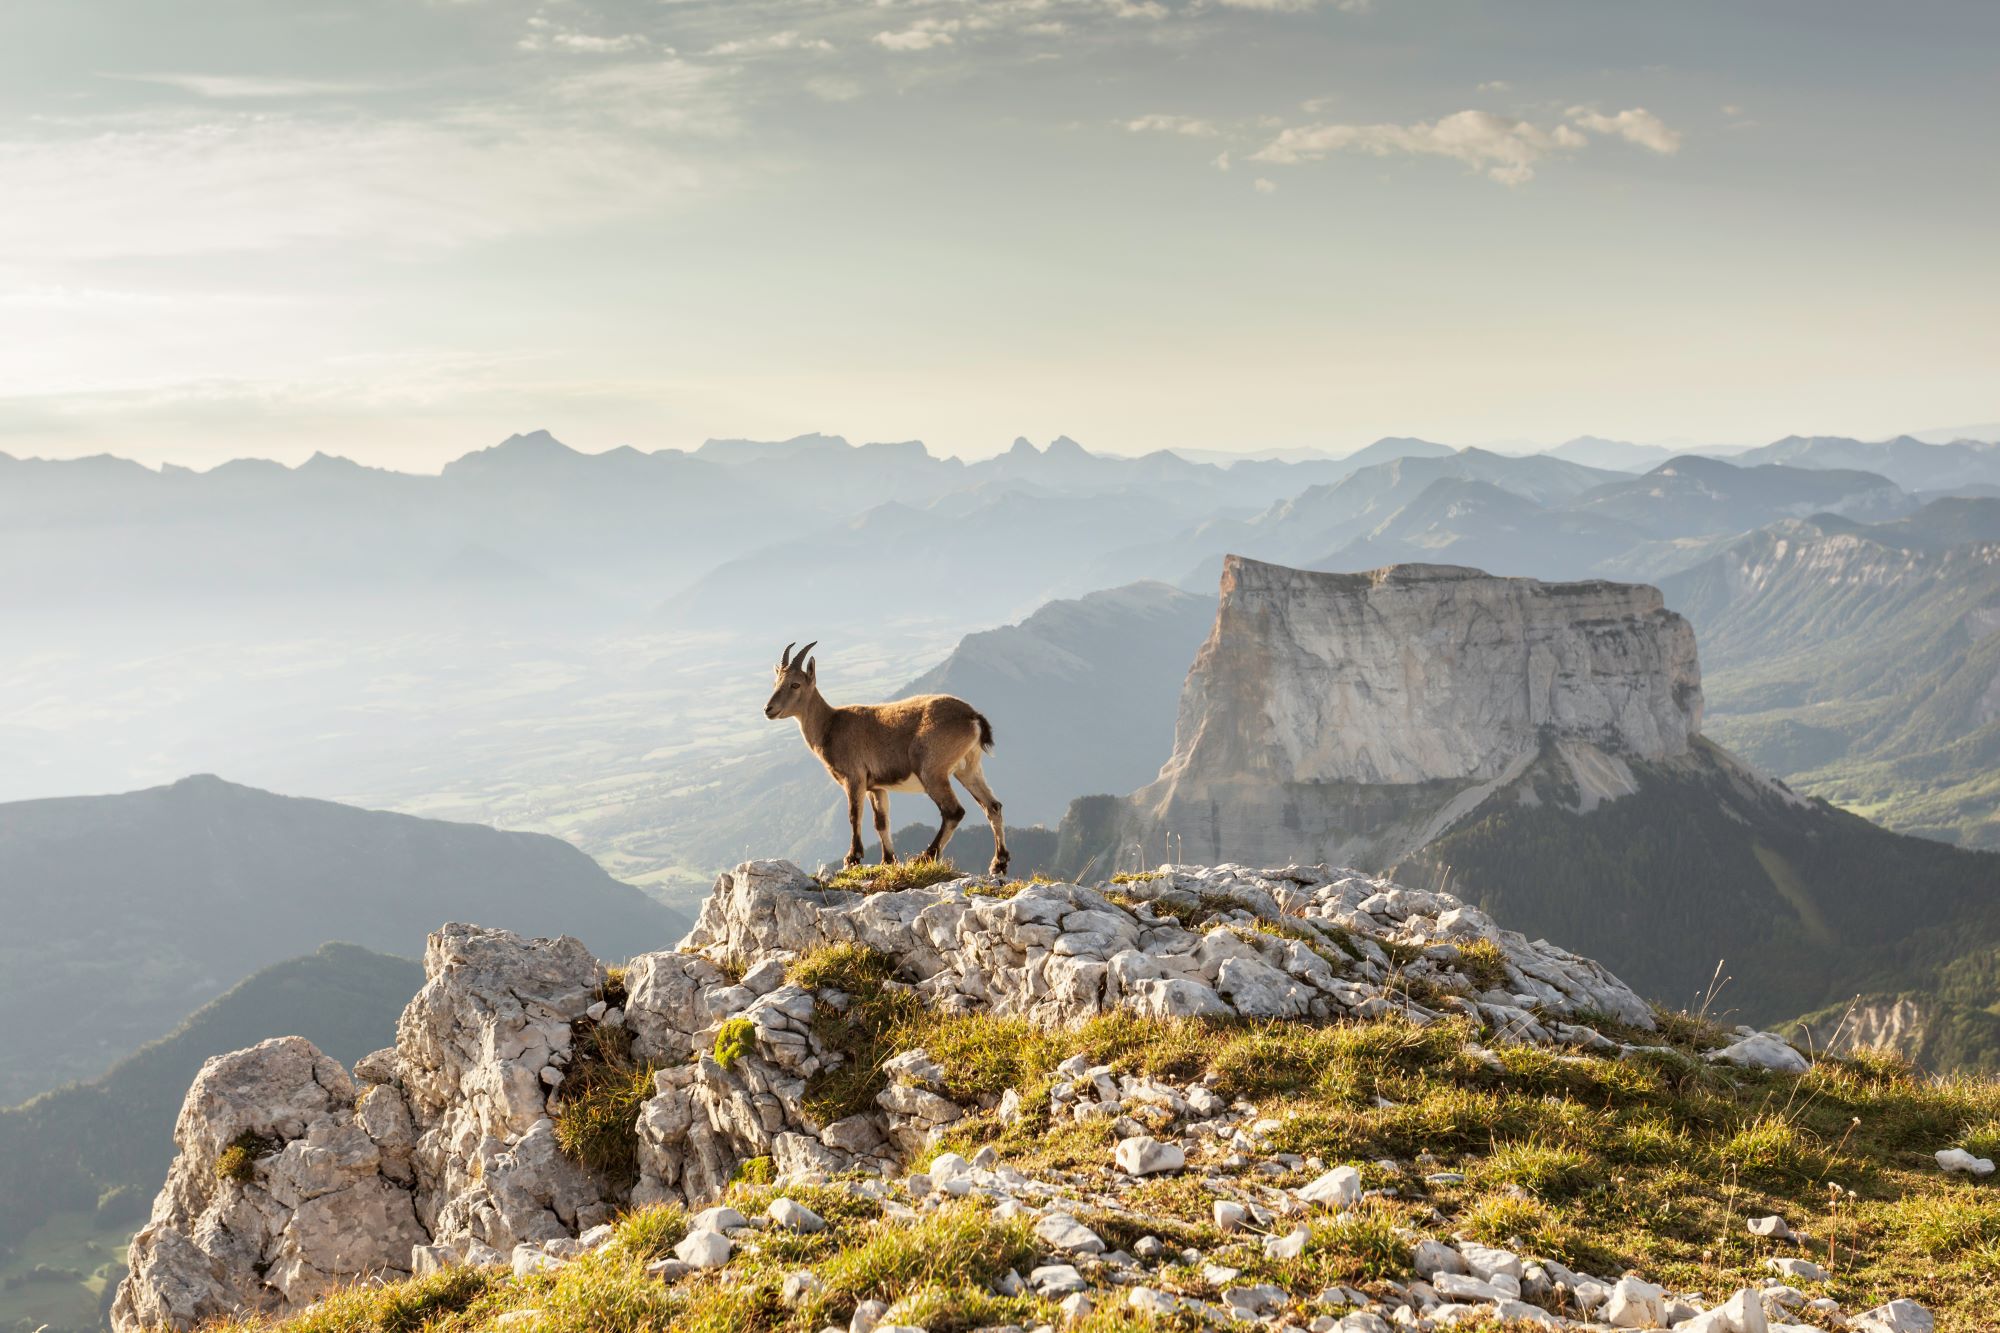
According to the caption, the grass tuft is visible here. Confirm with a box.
[1453,938,1512,992]
[824,860,966,894]
[552,1018,657,1186]
[215,1131,279,1184]
[713,1016,755,1070]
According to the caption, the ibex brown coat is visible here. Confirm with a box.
[764,641,1009,875]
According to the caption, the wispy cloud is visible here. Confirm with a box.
[708,31,836,57]
[1567,106,1682,154]
[104,73,384,100]
[518,15,654,55]
[1251,105,1681,184]
[1214,0,1371,12]
[0,86,730,261]
[1124,113,1218,137]
[873,20,961,52]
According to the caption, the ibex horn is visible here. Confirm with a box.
[795,641,818,667]
[779,641,797,669]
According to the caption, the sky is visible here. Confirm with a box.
[1,0,1995,470]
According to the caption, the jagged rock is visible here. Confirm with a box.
[112,1036,425,1332]
[116,853,1779,1333]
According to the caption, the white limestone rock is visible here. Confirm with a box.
[1113,1135,1185,1176]
[1709,1032,1811,1074]
[1935,1147,1995,1176]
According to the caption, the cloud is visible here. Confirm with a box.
[104,73,382,100]
[807,76,864,102]
[1566,106,1681,154]
[1253,177,1277,193]
[1124,113,1218,137]
[708,30,836,56]
[1477,80,1511,93]
[1212,150,1231,170]
[519,16,652,55]
[873,19,960,51]
[1251,104,1681,184]
[1252,109,1573,184]
[1214,0,1370,11]
[0,66,733,262]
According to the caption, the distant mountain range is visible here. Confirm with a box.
[12,427,1992,629]
[1662,498,2000,850]
[0,775,685,1106]
[0,943,421,1331]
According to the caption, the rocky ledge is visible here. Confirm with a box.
[115,860,1924,1333]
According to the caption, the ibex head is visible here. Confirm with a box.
[765,640,818,719]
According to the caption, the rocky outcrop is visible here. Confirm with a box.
[1065,556,1705,870]
[117,855,1727,1329]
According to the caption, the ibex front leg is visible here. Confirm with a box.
[842,779,867,869]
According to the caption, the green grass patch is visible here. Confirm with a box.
[552,1019,657,1187]
[1454,938,1512,992]
[214,1131,279,1184]
[712,1017,755,1070]
[824,860,966,894]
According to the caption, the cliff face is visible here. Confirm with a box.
[1101,557,1703,870]
[1164,557,1701,789]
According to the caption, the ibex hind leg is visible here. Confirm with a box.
[917,770,965,863]
[869,789,897,864]
[955,754,1009,877]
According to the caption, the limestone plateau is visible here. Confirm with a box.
[1087,556,1708,870]
[112,858,1942,1333]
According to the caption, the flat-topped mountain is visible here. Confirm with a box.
[1057,555,2000,1043]
[1083,557,1702,871]
[1166,558,1701,789]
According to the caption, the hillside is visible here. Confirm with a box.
[111,861,1992,1333]
[0,776,685,1105]
[1661,502,2000,848]
[0,944,421,1332]
[1406,738,2000,1025]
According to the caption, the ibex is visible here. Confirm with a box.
[764,641,1009,876]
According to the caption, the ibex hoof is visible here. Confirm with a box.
[990,856,1009,876]
[842,854,864,870]
[880,853,898,865]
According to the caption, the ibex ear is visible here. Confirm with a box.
[805,655,817,682]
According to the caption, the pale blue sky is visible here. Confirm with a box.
[2,0,1994,467]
